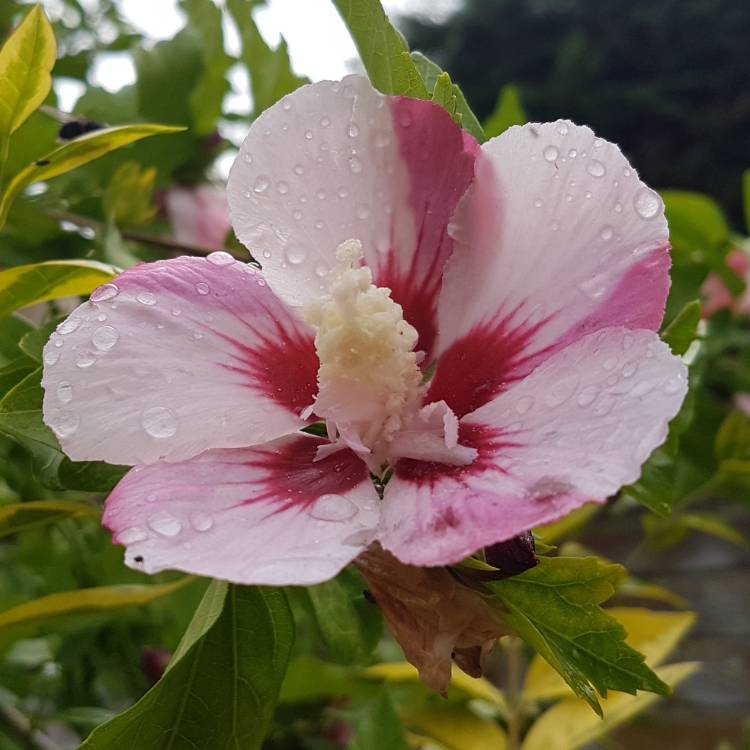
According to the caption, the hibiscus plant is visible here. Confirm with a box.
[0,1,748,749]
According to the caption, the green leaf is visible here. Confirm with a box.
[0,124,184,228]
[346,688,409,750]
[644,512,747,549]
[715,409,750,462]
[102,161,157,225]
[331,0,428,99]
[182,0,234,134]
[483,84,527,139]
[0,499,100,539]
[0,260,116,318]
[0,578,193,644]
[302,567,381,664]
[662,190,730,257]
[0,368,127,491]
[79,581,295,750]
[488,556,669,716]
[411,52,485,141]
[521,662,698,750]
[227,0,308,117]
[661,299,702,355]
[0,5,56,182]
[405,705,508,750]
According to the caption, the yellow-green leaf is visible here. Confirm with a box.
[0,6,56,178]
[365,661,507,714]
[524,607,696,702]
[535,504,600,544]
[0,579,193,643]
[0,499,100,538]
[405,705,507,750]
[483,84,527,139]
[521,662,699,750]
[0,259,117,317]
[0,123,183,228]
[102,161,157,225]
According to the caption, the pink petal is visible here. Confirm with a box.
[432,121,670,416]
[42,256,318,466]
[104,434,379,585]
[380,328,686,566]
[227,75,478,362]
[164,184,232,249]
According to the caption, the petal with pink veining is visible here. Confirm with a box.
[104,434,379,585]
[42,255,318,466]
[380,328,687,567]
[227,75,477,362]
[431,121,671,416]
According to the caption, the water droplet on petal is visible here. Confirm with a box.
[120,526,148,544]
[207,251,234,266]
[92,325,119,351]
[634,187,662,219]
[347,123,360,138]
[349,155,363,174]
[603,356,618,371]
[337,186,349,199]
[253,175,271,194]
[44,348,60,366]
[190,512,214,532]
[141,406,178,438]
[586,159,606,178]
[293,164,305,175]
[310,494,358,522]
[52,411,80,438]
[543,145,559,162]
[285,246,307,265]
[304,129,313,140]
[556,121,569,135]
[57,381,73,403]
[568,148,578,158]
[76,352,96,368]
[91,283,119,302]
[137,291,157,305]
[242,152,253,164]
[292,208,303,220]
[148,512,182,537]
[577,385,600,407]
[356,203,370,219]
[314,261,329,278]
[663,375,684,395]
[600,225,614,240]
[534,198,543,208]
[195,282,210,295]
[622,361,638,378]
[58,318,80,335]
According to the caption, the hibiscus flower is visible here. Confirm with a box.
[41,75,687,588]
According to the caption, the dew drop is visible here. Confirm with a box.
[633,187,662,220]
[603,356,618,371]
[347,123,360,138]
[148,512,182,537]
[285,246,307,265]
[556,121,569,135]
[57,318,80,335]
[310,494,358,522]
[356,203,370,219]
[195,282,210,295]
[576,385,600,407]
[663,375,684,395]
[119,526,148,544]
[190,512,214,532]
[614,201,623,213]
[349,155,363,174]
[76,352,96,368]
[600,225,614,241]
[586,159,606,178]
[515,395,535,415]
[622,361,638,378]
[292,208,303,220]
[141,406,178,438]
[57,381,73,403]
[543,145,559,162]
[534,198,543,208]
[314,261,329,278]
[316,188,326,200]
[242,152,253,164]
[92,325,119,351]
[136,291,157,305]
[276,180,289,195]
[568,148,578,158]
[44,348,60,366]
[293,164,305,175]
[550,220,560,231]
[52,411,80,438]
[374,130,390,147]
[281,98,292,111]
[593,395,616,416]
[91,283,119,302]
[320,116,330,127]
[337,186,349,199]
[253,175,271,193]
[207,251,234,266]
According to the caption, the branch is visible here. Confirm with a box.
[0,703,64,750]
[48,210,250,261]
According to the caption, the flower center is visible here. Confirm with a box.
[304,240,423,466]
[304,240,477,474]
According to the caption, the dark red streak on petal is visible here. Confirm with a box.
[395,423,521,487]
[427,309,553,419]
[241,436,369,513]
[216,318,319,415]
